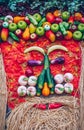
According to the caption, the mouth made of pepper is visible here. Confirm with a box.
[33,102,63,110]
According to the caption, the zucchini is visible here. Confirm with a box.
[46,68,54,88]
[27,14,38,26]
[36,86,41,96]
[37,69,45,89]
[50,75,55,94]
[44,54,50,69]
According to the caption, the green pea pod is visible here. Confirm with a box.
[38,17,46,27]
[0,16,5,21]
[27,14,38,26]
[9,32,19,42]
[44,54,50,69]
[59,23,67,35]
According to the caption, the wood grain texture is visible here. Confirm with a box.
[0,53,7,130]
[80,47,84,130]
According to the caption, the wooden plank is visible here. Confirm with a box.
[80,47,84,130]
[0,53,7,130]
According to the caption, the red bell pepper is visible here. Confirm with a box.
[48,103,63,109]
[33,104,47,110]
[68,16,74,24]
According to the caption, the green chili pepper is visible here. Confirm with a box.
[38,17,46,27]
[0,16,5,21]
[9,32,19,42]
[59,23,67,35]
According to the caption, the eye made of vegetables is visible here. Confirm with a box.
[27,60,43,67]
[54,74,64,84]
[18,75,28,86]
[55,84,64,94]
[50,57,65,64]
[17,86,27,97]
[27,86,36,96]
[64,83,74,93]
[64,73,74,82]
[28,76,37,86]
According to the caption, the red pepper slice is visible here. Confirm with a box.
[68,16,74,24]
[33,104,47,110]
[48,103,63,109]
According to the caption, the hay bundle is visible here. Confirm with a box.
[7,96,80,130]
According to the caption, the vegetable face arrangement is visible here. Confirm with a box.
[0,11,84,43]
[0,10,82,109]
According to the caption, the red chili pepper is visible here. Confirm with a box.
[48,103,63,109]
[33,104,47,110]
[68,16,74,24]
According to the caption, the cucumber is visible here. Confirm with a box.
[37,69,45,89]
[27,14,38,26]
[44,54,50,69]
[59,23,67,35]
[46,68,54,88]
[38,17,46,27]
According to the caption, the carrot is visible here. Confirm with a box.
[14,16,25,23]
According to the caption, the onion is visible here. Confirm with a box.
[54,74,64,84]
[28,76,37,86]
[64,83,74,93]
[17,86,27,96]
[55,84,64,94]
[18,75,28,86]
[27,86,36,96]
[64,73,73,82]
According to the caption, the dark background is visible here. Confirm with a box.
[0,0,84,16]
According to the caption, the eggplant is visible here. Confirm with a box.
[27,60,43,67]
[50,57,65,64]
